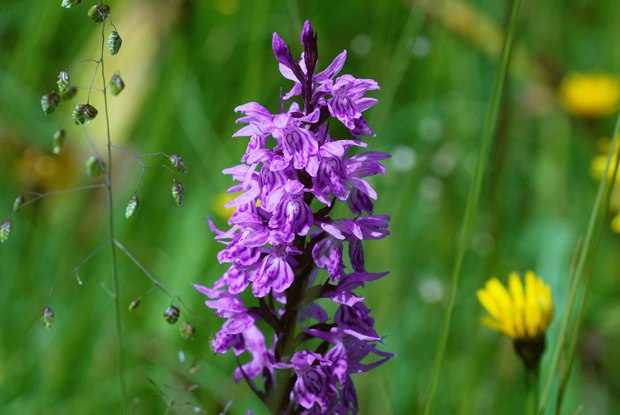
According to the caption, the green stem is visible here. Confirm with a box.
[526,365,540,415]
[422,0,522,413]
[539,110,620,414]
[100,20,128,414]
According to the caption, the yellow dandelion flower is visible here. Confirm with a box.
[477,271,553,341]
[559,73,620,117]
[478,271,553,370]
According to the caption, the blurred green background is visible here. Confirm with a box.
[1,0,620,413]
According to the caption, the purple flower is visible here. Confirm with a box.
[265,179,313,242]
[292,350,332,411]
[321,75,379,135]
[250,245,295,297]
[195,20,392,414]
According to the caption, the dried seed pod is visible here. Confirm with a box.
[87,4,110,23]
[163,305,180,325]
[60,85,77,100]
[169,154,186,173]
[41,306,55,329]
[61,0,81,8]
[107,31,122,55]
[41,91,60,115]
[13,195,26,212]
[72,103,98,125]
[128,298,141,311]
[125,194,139,218]
[179,322,195,340]
[172,179,184,206]
[0,220,11,243]
[85,156,104,177]
[53,128,65,155]
[57,69,70,93]
[108,73,125,96]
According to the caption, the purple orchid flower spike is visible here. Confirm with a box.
[196,20,392,415]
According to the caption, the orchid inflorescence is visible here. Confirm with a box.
[194,20,393,414]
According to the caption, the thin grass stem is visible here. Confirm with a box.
[539,110,620,414]
[99,18,128,414]
[113,239,204,324]
[13,184,106,216]
[422,0,523,412]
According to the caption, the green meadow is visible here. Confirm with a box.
[1,0,619,413]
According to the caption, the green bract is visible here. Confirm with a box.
[72,103,98,125]
[87,4,110,23]
[108,73,125,96]
[41,307,55,329]
[169,154,186,173]
[85,156,104,177]
[172,179,184,206]
[163,305,180,325]
[61,0,81,8]
[125,194,139,218]
[0,220,11,243]
[57,70,70,93]
[60,85,77,100]
[108,31,122,55]
[41,91,60,115]
[53,129,65,155]
[13,195,26,213]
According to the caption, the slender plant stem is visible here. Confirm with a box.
[539,110,620,414]
[99,20,127,414]
[526,365,540,415]
[113,238,203,324]
[422,0,522,413]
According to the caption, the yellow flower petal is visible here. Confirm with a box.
[478,271,553,341]
[508,272,525,338]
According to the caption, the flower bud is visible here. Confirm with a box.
[61,0,81,8]
[13,195,26,212]
[169,154,186,173]
[0,220,11,243]
[41,91,60,115]
[301,20,318,77]
[172,179,184,206]
[72,103,98,125]
[53,128,65,155]
[108,73,125,96]
[163,305,180,325]
[107,31,122,55]
[85,156,104,177]
[128,298,141,311]
[57,69,70,93]
[179,321,195,340]
[125,194,139,218]
[87,4,110,23]
[41,306,55,329]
